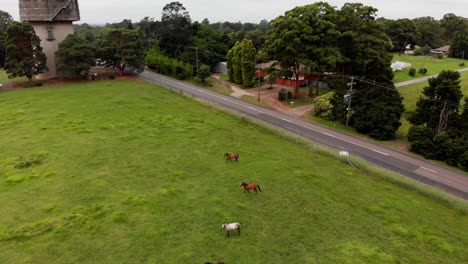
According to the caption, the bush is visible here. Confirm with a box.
[278,89,293,101]
[408,125,434,142]
[408,68,416,76]
[278,88,288,101]
[460,62,465,67]
[312,92,335,120]
[23,81,43,88]
[413,45,432,56]
[145,45,193,80]
[418,68,428,74]
[437,53,444,59]
[108,73,116,80]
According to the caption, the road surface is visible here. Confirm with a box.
[139,70,468,200]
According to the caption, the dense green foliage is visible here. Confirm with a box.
[96,28,145,74]
[408,71,467,170]
[449,30,468,59]
[312,92,335,120]
[4,22,47,81]
[381,18,419,52]
[226,39,257,87]
[0,10,14,67]
[0,80,466,263]
[240,39,256,87]
[159,1,193,57]
[145,45,193,80]
[332,3,404,140]
[197,64,211,82]
[380,12,467,51]
[56,35,96,78]
[265,2,341,98]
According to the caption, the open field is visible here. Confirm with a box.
[0,80,467,263]
[392,54,466,83]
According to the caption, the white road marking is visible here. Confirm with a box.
[421,167,438,174]
[144,72,391,157]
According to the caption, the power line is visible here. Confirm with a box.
[354,76,468,111]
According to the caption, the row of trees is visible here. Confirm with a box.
[407,71,467,170]
[0,15,146,80]
[379,14,468,57]
[264,3,404,140]
[226,39,256,87]
[145,44,193,80]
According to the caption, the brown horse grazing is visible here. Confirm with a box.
[224,153,239,161]
[240,182,262,193]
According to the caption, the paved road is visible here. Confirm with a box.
[395,67,468,87]
[139,71,468,200]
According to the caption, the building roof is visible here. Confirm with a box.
[433,45,450,53]
[255,61,280,70]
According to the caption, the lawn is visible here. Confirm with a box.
[0,69,28,84]
[0,79,467,263]
[392,54,466,83]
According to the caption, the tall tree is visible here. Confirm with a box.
[240,39,256,87]
[382,18,419,52]
[231,41,243,84]
[449,29,468,59]
[440,13,467,43]
[265,2,341,98]
[4,22,47,81]
[409,70,463,130]
[97,28,145,74]
[413,16,443,48]
[334,3,404,140]
[0,10,14,67]
[191,23,228,67]
[159,1,193,57]
[407,71,466,169]
[56,34,96,78]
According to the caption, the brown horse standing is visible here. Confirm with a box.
[240,182,262,193]
[224,153,239,161]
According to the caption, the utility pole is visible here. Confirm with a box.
[257,68,261,101]
[345,76,355,127]
[195,47,199,77]
[436,99,449,136]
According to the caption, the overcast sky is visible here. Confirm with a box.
[1,0,467,25]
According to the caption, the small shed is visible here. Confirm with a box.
[212,62,227,75]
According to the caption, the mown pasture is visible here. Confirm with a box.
[392,54,466,83]
[0,79,467,263]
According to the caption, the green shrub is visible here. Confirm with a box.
[460,62,465,67]
[278,88,288,101]
[23,81,43,88]
[312,92,335,120]
[408,125,434,142]
[145,45,193,80]
[408,68,416,76]
[437,53,444,59]
[108,73,116,80]
[418,68,428,74]
[413,45,432,56]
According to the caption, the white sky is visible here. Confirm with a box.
[1,0,467,25]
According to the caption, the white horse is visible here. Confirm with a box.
[221,222,241,237]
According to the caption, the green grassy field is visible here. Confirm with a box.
[392,54,466,83]
[0,80,467,263]
[0,70,28,84]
